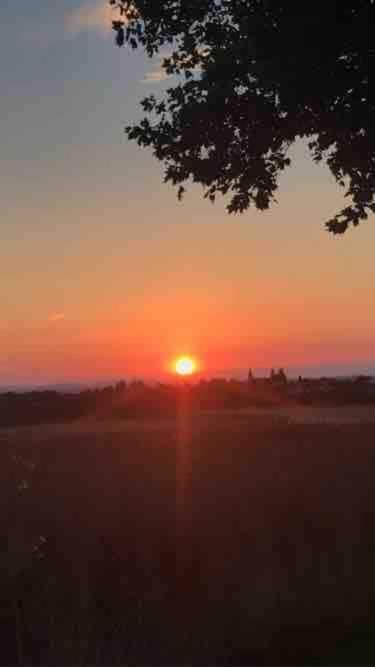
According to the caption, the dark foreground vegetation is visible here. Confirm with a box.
[2,413,375,665]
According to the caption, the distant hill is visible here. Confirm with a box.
[0,383,89,394]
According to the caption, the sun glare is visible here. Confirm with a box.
[175,356,196,376]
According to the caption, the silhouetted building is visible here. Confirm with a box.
[270,368,288,386]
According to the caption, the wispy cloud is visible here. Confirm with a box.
[141,47,208,84]
[142,68,169,84]
[49,312,65,323]
[141,50,171,84]
[65,1,119,36]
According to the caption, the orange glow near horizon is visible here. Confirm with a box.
[174,356,197,376]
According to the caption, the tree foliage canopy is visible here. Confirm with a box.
[111,1,375,233]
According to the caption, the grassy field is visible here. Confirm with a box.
[2,407,375,664]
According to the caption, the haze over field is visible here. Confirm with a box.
[2,0,375,385]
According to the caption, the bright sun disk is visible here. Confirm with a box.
[175,356,196,376]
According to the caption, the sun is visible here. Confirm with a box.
[174,356,197,376]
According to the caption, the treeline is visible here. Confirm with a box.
[0,380,278,427]
[295,376,375,405]
[1,376,375,427]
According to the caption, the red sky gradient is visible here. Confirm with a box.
[1,2,375,385]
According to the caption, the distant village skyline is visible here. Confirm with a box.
[3,362,375,392]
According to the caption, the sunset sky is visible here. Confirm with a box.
[2,0,375,385]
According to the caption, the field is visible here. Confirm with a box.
[2,405,375,664]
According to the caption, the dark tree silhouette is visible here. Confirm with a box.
[111,1,375,233]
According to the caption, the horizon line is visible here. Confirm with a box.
[2,367,375,390]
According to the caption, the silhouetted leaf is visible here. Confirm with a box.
[113,1,375,233]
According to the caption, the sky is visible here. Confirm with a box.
[1,0,375,385]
